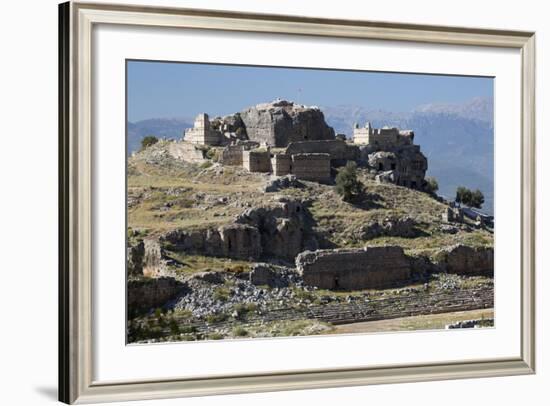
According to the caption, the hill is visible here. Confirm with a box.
[127,98,494,213]
[127,141,494,343]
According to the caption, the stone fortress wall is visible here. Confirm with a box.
[289,153,331,182]
[296,246,412,290]
[184,113,222,146]
[177,99,428,188]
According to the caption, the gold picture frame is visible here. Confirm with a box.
[59,1,536,403]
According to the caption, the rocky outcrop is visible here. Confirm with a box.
[285,139,359,165]
[249,263,296,288]
[127,241,145,277]
[359,143,428,190]
[127,238,167,277]
[161,224,261,260]
[235,198,311,260]
[435,244,494,275]
[262,174,302,192]
[219,224,262,259]
[296,246,411,290]
[356,216,419,240]
[127,277,186,313]
[240,100,335,147]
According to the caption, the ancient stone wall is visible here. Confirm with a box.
[271,154,291,176]
[221,145,244,166]
[353,122,414,148]
[243,150,271,173]
[285,139,359,164]
[220,141,261,166]
[296,246,411,290]
[184,113,222,146]
[290,153,331,182]
[168,141,208,163]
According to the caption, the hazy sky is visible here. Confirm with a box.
[127,60,493,122]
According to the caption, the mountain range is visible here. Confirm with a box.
[127,97,494,214]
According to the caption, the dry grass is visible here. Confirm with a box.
[128,143,493,251]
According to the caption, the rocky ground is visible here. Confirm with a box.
[127,141,494,343]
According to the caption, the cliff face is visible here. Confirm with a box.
[240,100,335,147]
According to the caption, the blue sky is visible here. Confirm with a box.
[127,60,493,122]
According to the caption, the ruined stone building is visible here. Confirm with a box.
[353,121,415,147]
[296,246,411,290]
[184,113,222,146]
[180,101,429,189]
[354,121,428,190]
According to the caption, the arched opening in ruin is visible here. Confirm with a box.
[378,163,384,171]
[333,277,340,289]
[296,206,300,213]
[391,163,396,170]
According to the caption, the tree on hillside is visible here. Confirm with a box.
[455,186,471,205]
[425,176,439,194]
[469,189,485,209]
[335,161,363,202]
[455,186,485,208]
[140,135,158,150]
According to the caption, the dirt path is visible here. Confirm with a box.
[332,308,494,334]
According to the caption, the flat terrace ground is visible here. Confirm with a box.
[333,308,494,334]
[127,141,493,257]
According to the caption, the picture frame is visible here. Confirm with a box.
[59,1,536,404]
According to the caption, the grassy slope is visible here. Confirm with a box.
[128,141,493,254]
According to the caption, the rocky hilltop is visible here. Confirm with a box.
[239,100,335,147]
[127,132,494,342]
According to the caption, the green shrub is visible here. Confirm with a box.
[455,186,485,208]
[140,135,158,150]
[208,332,224,340]
[335,161,363,202]
[232,326,248,337]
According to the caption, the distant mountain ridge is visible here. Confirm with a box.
[321,97,494,214]
[127,97,494,214]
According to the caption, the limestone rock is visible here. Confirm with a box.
[358,216,419,240]
[436,244,493,275]
[127,241,145,277]
[249,264,279,287]
[240,100,335,147]
[235,199,309,260]
[127,277,186,313]
[263,175,301,192]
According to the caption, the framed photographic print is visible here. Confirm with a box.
[59,1,536,404]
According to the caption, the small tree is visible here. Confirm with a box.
[455,186,471,205]
[455,186,485,208]
[140,135,158,150]
[425,177,439,194]
[335,161,363,202]
[470,189,485,209]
